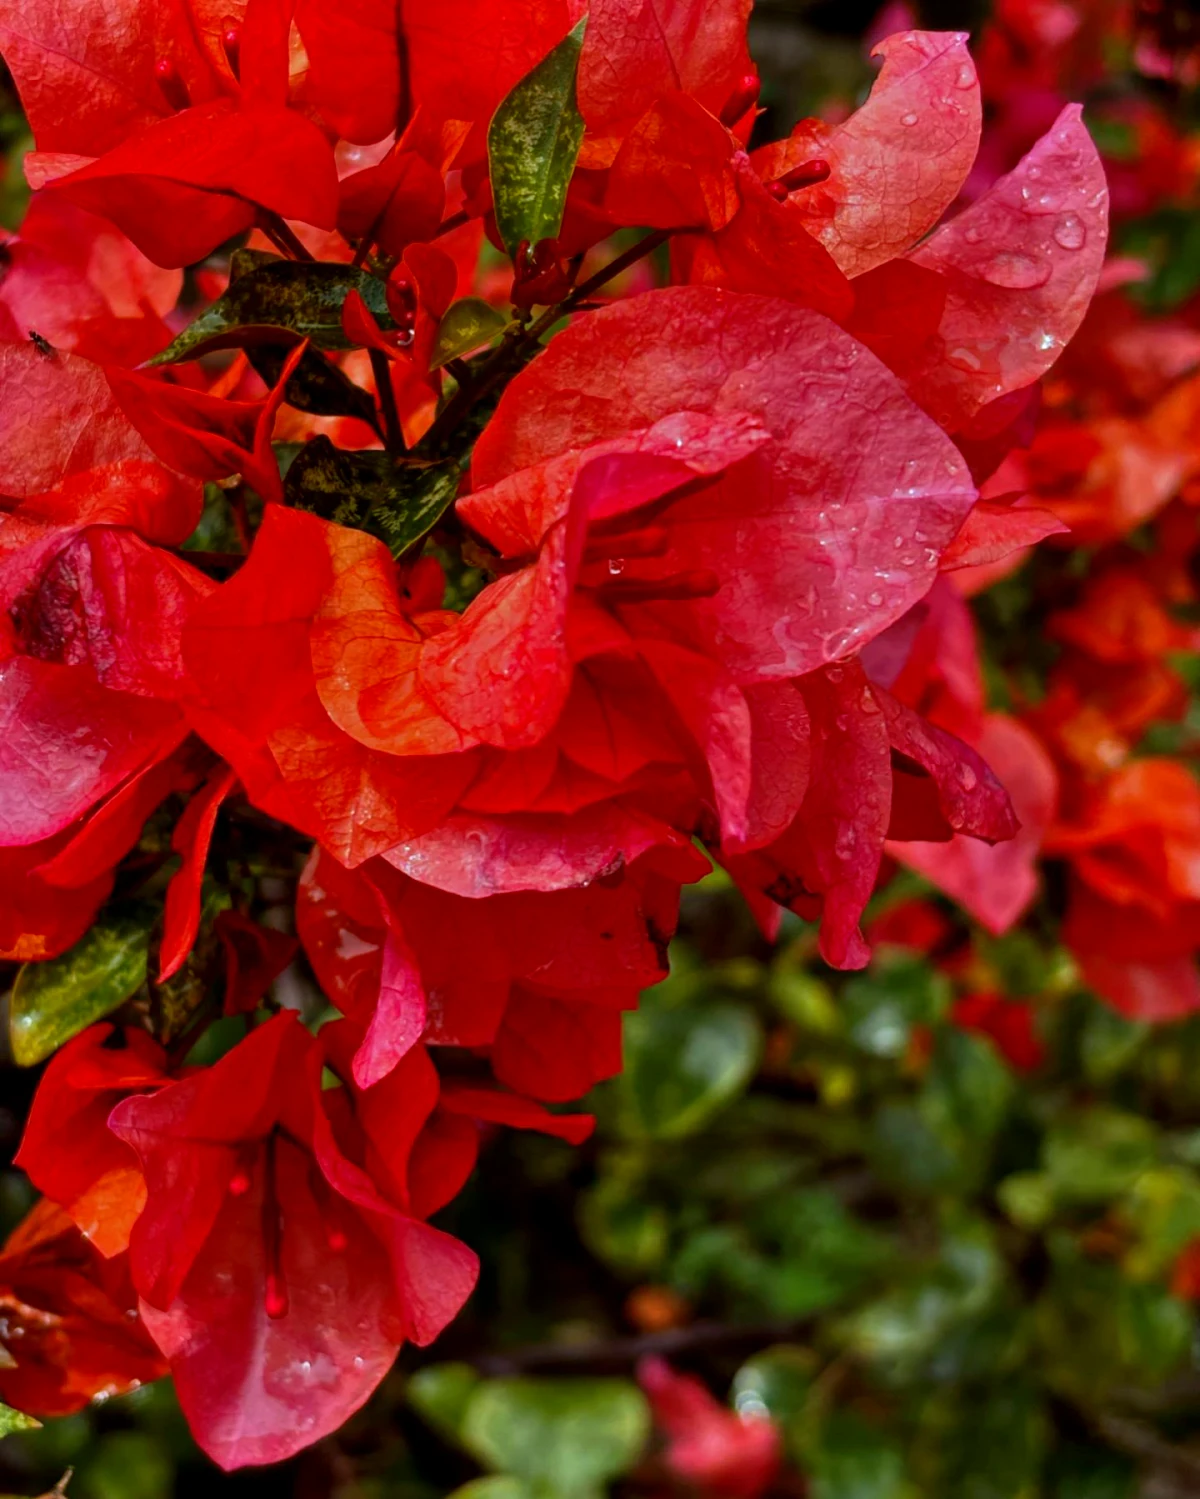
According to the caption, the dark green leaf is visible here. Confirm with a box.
[432,299,510,370]
[488,19,587,261]
[407,1363,481,1446]
[460,1378,649,1497]
[149,885,231,1046]
[248,343,380,426]
[149,262,397,364]
[1043,1109,1157,1202]
[10,909,152,1066]
[622,1000,760,1139]
[285,437,460,556]
[810,1414,911,1499]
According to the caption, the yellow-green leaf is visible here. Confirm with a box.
[10,910,152,1066]
[432,299,509,369]
[488,19,587,261]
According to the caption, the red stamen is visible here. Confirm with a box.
[222,25,242,78]
[720,74,761,128]
[261,1133,288,1320]
[597,568,721,605]
[154,57,191,113]
[773,158,832,195]
[584,526,670,565]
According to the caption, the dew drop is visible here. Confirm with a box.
[979,253,1050,290]
[955,64,975,88]
[867,590,883,606]
[835,824,858,859]
[900,111,918,126]
[826,665,845,683]
[860,688,881,714]
[963,226,981,244]
[947,345,982,372]
[607,558,626,577]
[1052,212,1086,250]
[956,762,978,791]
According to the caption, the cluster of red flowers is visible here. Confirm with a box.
[854,0,1200,1038]
[0,0,1110,1470]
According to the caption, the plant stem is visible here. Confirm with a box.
[369,349,405,452]
[419,229,672,454]
[261,214,316,262]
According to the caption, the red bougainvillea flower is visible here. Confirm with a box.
[103,1013,478,1469]
[297,843,676,1089]
[952,992,1045,1072]
[1,0,339,267]
[0,1199,166,1418]
[0,198,182,367]
[865,582,1059,937]
[16,1025,173,1258]
[1047,761,1200,1021]
[638,1356,781,1499]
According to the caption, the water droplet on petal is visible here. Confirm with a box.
[867,590,883,606]
[964,226,981,244]
[956,64,975,88]
[956,762,978,791]
[860,687,881,714]
[979,253,1050,290]
[947,346,982,372]
[900,111,918,126]
[835,824,858,859]
[1053,213,1086,250]
[826,666,845,683]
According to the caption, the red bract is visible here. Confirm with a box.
[638,1356,781,1499]
[471,287,977,679]
[2,0,338,267]
[0,1200,167,1418]
[17,1026,172,1257]
[297,844,674,1090]
[952,993,1045,1072]
[751,31,981,277]
[1048,762,1200,1020]
[107,1014,478,1469]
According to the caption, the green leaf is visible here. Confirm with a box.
[432,299,509,370]
[622,1001,760,1139]
[148,262,398,364]
[0,1402,40,1437]
[78,1430,173,1499]
[407,1363,481,1446]
[811,1414,913,1499]
[460,1378,649,1499]
[10,909,152,1066]
[488,19,587,261]
[449,1482,534,1499]
[285,437,460,557]
[250,343,380,426]
[1043,1109,1157,1203]
[578,1176,669,1274]
[149,884,231,1046]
